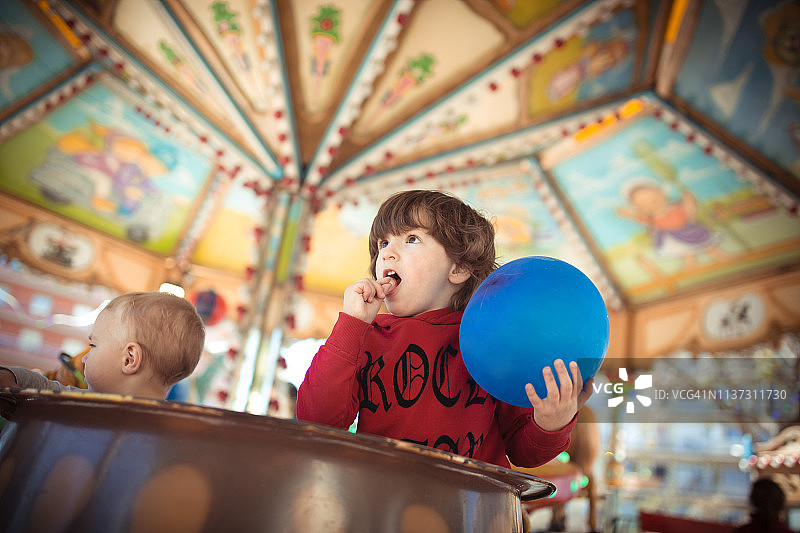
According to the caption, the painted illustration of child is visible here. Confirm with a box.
[56,122,167,216]
[616,178,725,269]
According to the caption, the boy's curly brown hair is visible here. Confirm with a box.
[368,190,498,311]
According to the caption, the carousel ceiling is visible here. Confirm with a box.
[1,0,799,325]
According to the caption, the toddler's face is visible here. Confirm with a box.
[84,307,128,393]
[375,227,460,317]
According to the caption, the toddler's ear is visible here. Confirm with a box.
[122,342,143,375]
[449,264,471,285]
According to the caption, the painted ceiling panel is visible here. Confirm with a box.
[0,73,214,253]
[544,107,800,304]
[113,0,233,126]
[190,176,264,273]
[352,0,505,139]
[671,0,800,187]
[174,0,303,182]
[311,0,656,190]
[0,0,87,111]
[291,0,385,117]
[112,0,280,173]
[1,0,798,324]
[182,0,273,113]
[489,0,571,29]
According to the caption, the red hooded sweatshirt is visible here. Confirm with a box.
[297,308,575,468]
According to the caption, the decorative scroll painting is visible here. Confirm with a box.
[0,75,213,254]
[547,112,800,303]
[0,1,84,109]
[673,0,800,181]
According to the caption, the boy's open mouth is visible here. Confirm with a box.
[384,269,402,287]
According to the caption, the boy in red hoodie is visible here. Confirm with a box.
[297,190,593,468]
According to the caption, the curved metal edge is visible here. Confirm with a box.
[0,388,557,501]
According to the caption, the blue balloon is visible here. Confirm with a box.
[459,256,609,407]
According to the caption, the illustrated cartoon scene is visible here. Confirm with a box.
[0,76,214,253]
[674,0,800,180]
[1,1,800,532]
[547,111,800,303]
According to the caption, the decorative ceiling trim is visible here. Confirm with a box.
[0,65,96,144]
[309,0,635,191]
[323,95,640,204]
[251,0,303,186]
[46,0,281,189]
[647,100,800,212]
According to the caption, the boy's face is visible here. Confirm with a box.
[375,227,463,317]
[84,307,128,393]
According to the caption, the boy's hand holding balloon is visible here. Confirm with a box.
[525,359,595,431]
